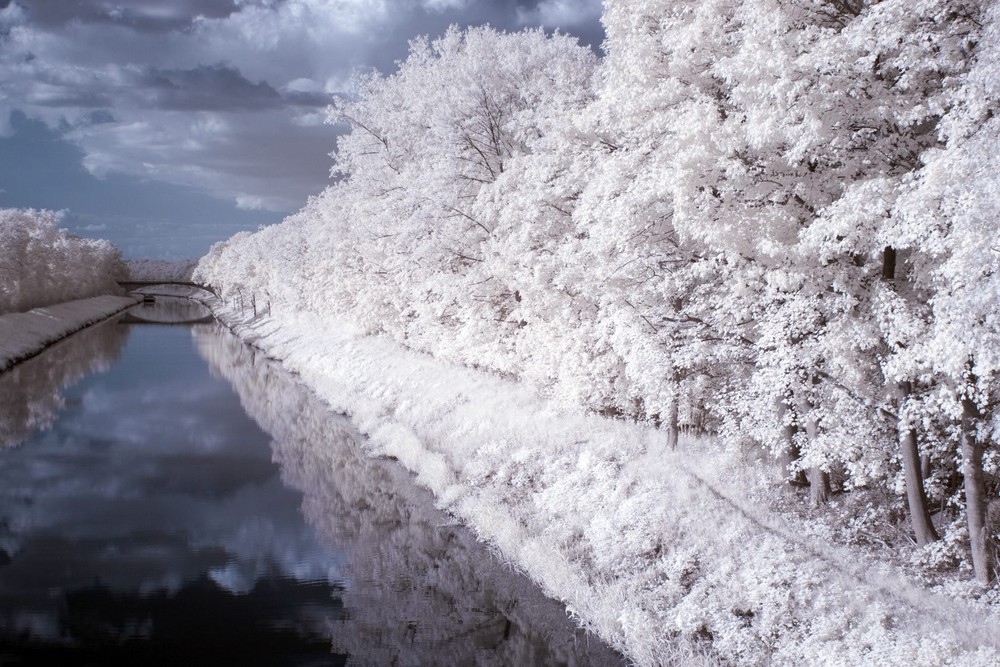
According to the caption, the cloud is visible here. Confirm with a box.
[141,64,285,112]
[421,0,471,12]
[236,193,265,210]
[0,0,604,244]
[13,0,237,32]
[516,0,603,29]
[66,107,341,211]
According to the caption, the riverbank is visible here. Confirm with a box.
[205,298,1000,667]
[0,295,138,373]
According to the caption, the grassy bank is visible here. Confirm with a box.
[206,299,1000,666]
[0,295,138,372]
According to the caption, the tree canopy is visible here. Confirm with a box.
[197,8,1000,585]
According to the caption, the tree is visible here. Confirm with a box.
[0,209,126,314]
[327,25,597,370]
[194,1,999,585]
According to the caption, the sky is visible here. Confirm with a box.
[0,0,604,259]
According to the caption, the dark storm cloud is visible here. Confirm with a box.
[142,64,284,111]
[29,89,114,109]
[15,58,327,116]
[9,61,311,115]
[12,0,238,32]
[140,64,332,111]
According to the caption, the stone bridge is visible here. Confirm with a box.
[117,280,218,297]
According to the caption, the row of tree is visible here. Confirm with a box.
[196,1,999,584]
[0,209,127,314]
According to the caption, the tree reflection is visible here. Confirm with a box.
[193,324,623,666]
[2,577,346,666]
[0,317,129,448]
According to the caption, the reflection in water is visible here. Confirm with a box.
[0,312,620,665]
[119,296,214,324]
[0,316,129,449]
[0,319,344,665]
[194,324,623,666]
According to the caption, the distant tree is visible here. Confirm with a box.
[0,209,126,314]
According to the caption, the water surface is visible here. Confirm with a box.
[0,300,623,666]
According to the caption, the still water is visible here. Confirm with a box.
[0,298,623,666]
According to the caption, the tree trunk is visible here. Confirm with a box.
[883,247,938,545]
[667,398,679,450]
[881,245,897,280]
[921,455,932,482]
[776,397,807,487]
[960,396,995,586]
[896,381,939,546]
[798,396,830,505]
[809,466,831,505]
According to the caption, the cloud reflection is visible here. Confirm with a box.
[0,320,342,650]
[0,315,128,449]
[193,323,624,665]
[0,315,620,663]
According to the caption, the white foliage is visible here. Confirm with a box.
[0,209,127,315]
[196,0,1000,614]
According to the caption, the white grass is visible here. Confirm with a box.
[0,296,138,372]
[204,299,1000,666]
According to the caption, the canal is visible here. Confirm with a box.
[0,298,623,666]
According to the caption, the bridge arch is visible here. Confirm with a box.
[117,280,218,297]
